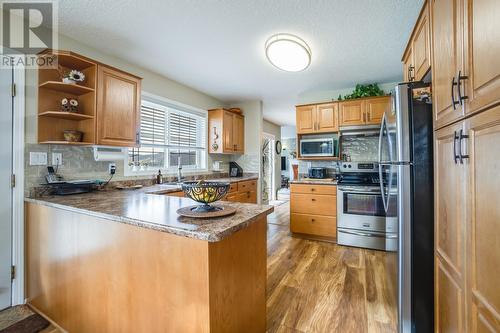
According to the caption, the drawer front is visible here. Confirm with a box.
[290,193,337,216]
[237,191,257,204]
[238,180,257,192]
[290,183,336,195]
[228,183,238,193]
[290,213,336,238]
[225,193,239,202]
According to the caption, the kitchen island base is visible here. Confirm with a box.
[26,202,266,333]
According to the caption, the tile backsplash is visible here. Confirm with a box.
[24,144,230,196]
[340,135,379,162]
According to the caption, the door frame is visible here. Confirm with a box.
[11,59,25,305]
[261,132,276,201]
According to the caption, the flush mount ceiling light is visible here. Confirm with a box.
[265,33,311,72]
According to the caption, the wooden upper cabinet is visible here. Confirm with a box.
[402,1,431,82]
[233,114,244,153]
[365,97,390,125]
[208,109,244,154]
[412,2,431,81]
[431,0,465,129]
[466,105,500,333]
[316,103,338,132]
[296,103,339,134]
[296,105,316,134]
[223,111,234,152]
[434,121,468,333]
[464,0,500,115]
[339,99,365,127]
[96,65,141,147]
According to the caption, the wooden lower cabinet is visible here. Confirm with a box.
[225,179,257,204]
[435,105,500,332]
[290,184,337,241]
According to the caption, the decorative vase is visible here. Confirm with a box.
[62,78,77,85]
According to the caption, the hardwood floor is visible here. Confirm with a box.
[266,202,398,333]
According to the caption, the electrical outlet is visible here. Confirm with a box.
[29,152,47,166]
[52,153,62,166]
[108,163,117,175]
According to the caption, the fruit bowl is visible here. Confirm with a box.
[181,181,230,212]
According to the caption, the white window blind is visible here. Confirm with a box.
[128,99,207,172]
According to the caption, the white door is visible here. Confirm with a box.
[0,61,13,310]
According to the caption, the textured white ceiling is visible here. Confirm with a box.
[57,0,423,125]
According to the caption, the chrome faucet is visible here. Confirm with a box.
[177,157,183,183]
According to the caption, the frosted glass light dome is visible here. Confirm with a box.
[265,33,311,72]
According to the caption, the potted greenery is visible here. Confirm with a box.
[337,83,385,100]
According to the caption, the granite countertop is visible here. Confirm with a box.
[291,178,338,185]
[25,176,272,242]
[143,175,258,195]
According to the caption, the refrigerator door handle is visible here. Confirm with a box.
[379,163,389,213]
[378,113,385,163]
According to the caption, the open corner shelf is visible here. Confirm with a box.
[39,111,94,121]
[39,81,95,95]
[39,141,94,146]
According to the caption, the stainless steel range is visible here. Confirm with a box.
[336,161,397,251]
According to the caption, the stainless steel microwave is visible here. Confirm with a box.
[299,137,336,157]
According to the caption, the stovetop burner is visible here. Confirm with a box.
[336,172,382,186]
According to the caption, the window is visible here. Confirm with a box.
[128,98,207,174]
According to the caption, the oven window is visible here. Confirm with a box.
[343,193,396,217]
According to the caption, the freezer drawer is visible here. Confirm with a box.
[337,228,397,251]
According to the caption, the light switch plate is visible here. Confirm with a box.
[29,152,47,166]
[52,153,62,166]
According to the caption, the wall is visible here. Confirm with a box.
[25,32,230,193]
[263,120,281,200]
[280,126,296,139]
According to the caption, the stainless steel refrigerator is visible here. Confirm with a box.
[378,82,434,333]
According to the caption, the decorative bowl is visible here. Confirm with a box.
[181,181,230,212]
[63,130,83,142]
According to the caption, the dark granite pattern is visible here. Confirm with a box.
[25,176,271,242]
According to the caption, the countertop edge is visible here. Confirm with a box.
[24,197,273,242]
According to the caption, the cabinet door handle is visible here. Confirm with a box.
[451,76,459,110]
[458,129,469,164]
[367,112,371,122]
[457,70,469,105]
[311,218,315,222]
[136,132,140,144]
[311,198,316,201]
[409,65,415,81]
[453,130,459,164]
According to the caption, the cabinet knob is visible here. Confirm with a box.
[311,198,316,202]
[311,219,315,222]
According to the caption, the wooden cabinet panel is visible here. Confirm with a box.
[296,105,316,134]
[96,65,141,147]
[436,256,465,333]
[412,2,431,81]
[464,0,500,115]
[290,213,336,238]
[365,97,390,125]
[431,0,465,129]
[234,114,244,153]
[316,103,338,132]
[223,111,234,153]
[434,121,468,332]
[339,100,365,127]
[466,105,500,332]
[290,184,336,196]
[290,193,336,216]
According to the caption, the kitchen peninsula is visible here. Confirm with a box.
[25,186,273,333]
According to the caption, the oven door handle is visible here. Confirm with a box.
[338,189,382,195]
[338,229,398,239]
